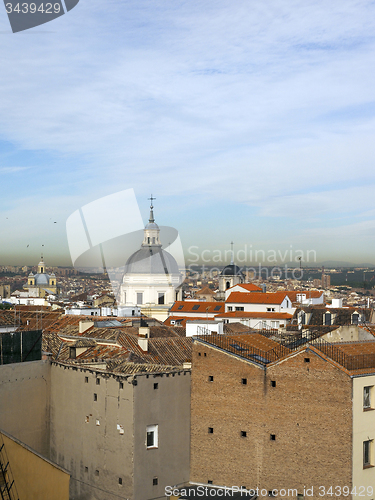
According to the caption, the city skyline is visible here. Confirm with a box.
[1,0,375,265]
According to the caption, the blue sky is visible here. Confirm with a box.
[1,0,375,266]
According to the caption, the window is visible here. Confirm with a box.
[241,431,247,437]
[177,305,183,310]
[198,352,201,356]
[85,467,88,473]
[235,307,244,311]
[363,440,373,467]
[214,305,221,311]
[84,376,88,383]
[227,306,233,311]
[270,434,276,440]
[324,312,331,326]
[208,480,213,485]
[137,292,143,304]
[304,358,310,363]
[242,378,247,385]
[271,380,276,387]
[352,313,360,325]
[146,425,158,448]
[192,304,200,310]
[208,376,214,382]
[119,382,124,389]
[94,393,97,401]
[96,378,100,385]
[364,386,373,410]
[208,427,214,434]
[119,478,122,485]
[158,293,165,305]
[95,469,99,476]
[154,383,159,390]
[153,477,158,486]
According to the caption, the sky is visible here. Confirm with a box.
[1,0,375,267]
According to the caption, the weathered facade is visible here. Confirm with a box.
[190,333,375,498]
[0,359,191,500]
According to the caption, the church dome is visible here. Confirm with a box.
[34,273,49,285]
[125,246,179,275]
[220,264,244,277]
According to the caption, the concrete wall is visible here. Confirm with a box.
[50,364,135,500]
[0,360,50,457]
[190,341,353,496]
[133,370,191,499]
[0,430,70,500]
[322,325,375,342]
[352,375,375,492]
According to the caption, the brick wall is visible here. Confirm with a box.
[190,341,352,498]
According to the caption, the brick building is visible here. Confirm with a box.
[190,332,375,498]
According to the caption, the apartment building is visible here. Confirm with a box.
[190,332,375,498]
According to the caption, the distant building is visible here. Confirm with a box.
[120,201,183,321]
[23,257,59,298]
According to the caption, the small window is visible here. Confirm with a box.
[85,376,88,383]
[192,304,200,310]
[208,376,214,382]
[85,467,88,473]
[363,440,373,467]
[119,382,124,389]
[214,305,221,311]
[158,293,165,305]
[208,480,213,485]
[204,353,207,357]
[242,378,247,385]
[153,477,158,486]
[270,434,276,441]
[146,424,158,448]
[95,470,99,476]
[119,478,122,485]
[271,380,276,387]
[228,306,233,311]
[94,393,97,401]
[137,292,143,305]
[96,378,100,385]
[208,427,214,434]
[177,305,184,310]
[198,352,201,356]
[304,358,310,363]
[241,431,247,437]
[235,307,244,311]
[154,383,158,390]
[364,386,373,409]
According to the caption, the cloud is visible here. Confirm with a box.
[1,0,375,261]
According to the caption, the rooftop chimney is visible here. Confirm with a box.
[79,320,94,334]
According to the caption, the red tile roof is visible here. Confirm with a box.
[228,283,263,292]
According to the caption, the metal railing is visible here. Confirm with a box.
[0,435,19,500]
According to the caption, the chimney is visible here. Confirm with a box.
[261,284,266,293]
[138,326,150,351]
[79,320,94,334]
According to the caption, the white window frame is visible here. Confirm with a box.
[146,424,158,449]
[364,386,373,410]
